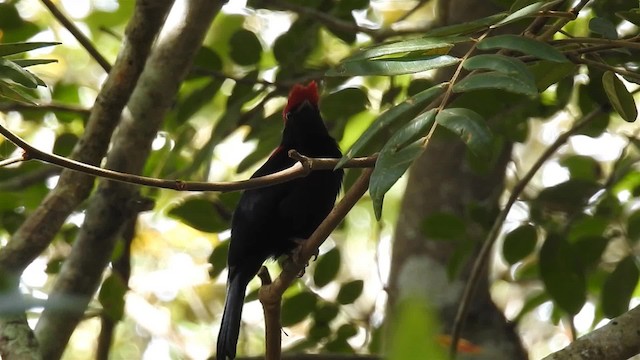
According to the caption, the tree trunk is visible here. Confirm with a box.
[386,1,528,359]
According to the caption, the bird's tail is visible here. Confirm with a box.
[217,269,253,360]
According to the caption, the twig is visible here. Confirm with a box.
[0,123,376,191]
[551,36,640,50]
[0,156,25,167]
[0,102,90,115]
[537,0,590,40]
[449,106,605,359]
[572,55,640,82]
[257,167,374,356]
[261,0,377,37]
[0,166,59,191]
[40,0,112,73]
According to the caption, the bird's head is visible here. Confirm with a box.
[283,81,320,121]
[280,81,331,144]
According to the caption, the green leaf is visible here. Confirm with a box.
[463,54,535,83]
[435,108,492,158]
[0,42,60,57]
[567,216,608,243]
[370,142,424,220]
[208,242,229,279]
[327,55,460,76]
[337,323,358,340]
[369,110,436,219]
[422,212,466,240]
[229,29,262,66]
[308,322,331,341]
[602,71,637,122]
[98,274,128,322]
[453,72,538,97]
[535,179,601,212]
[424,13,507,37]
[503,224,537,265]
[560,155,601,182]
[0,58,38,88]
[529,61,576,91]
[589,17,619,39]
[574,236,609,268]
[492,2,546,28]
[0,79,37,104]
[601,256,639,318]
[477,35,568,63]
[539,234,586,314]
[337,280,363,304]
[167,198,229,233]
[344,36,468,62]
[321,87,369,122]
[11,59,57,68]
[337,84,444,168]
[313,303,339,324]
[313,247,341,288]
[282,291,317,326]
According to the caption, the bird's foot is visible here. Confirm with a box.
[289,238,319,277]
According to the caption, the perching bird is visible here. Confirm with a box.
[216,81,344,359]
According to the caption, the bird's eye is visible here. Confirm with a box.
[285,112,292,121]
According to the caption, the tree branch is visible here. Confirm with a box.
[543,305,640,360]
[0,124,376,191]
[40,0,112,72]
[0,102,90,116]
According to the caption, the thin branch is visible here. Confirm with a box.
[0,102,90,116]
[258,0,432,41]
[40,0,112,73]
[573,55,640,82]
[0,166,59,191]
[449,106,605,359]
[261,0,377,37]
[537,0,590,40]
[0,123,375,191]
[0,156,25,167]
[551,36,640,50]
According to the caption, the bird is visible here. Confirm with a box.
[216,81,344,359]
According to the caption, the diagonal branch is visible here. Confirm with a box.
[40,0,112,72]
[258,167,374,359]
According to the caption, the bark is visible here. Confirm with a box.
[543,305,640,360]
[33,1,224,359]
[386,0,527,359]
[0,1,174,359]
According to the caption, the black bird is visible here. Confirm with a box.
[216,81,343,359]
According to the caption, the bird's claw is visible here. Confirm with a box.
[288,238,320,277]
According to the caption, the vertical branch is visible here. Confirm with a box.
[40,0,112,72]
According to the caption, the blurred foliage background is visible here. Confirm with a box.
[1,0,640,359]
